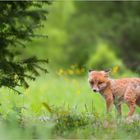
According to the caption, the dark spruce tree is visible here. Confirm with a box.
[0,2,50,94]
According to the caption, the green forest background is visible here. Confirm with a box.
[25,1,140,75]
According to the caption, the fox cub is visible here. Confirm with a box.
[88,70,140,117]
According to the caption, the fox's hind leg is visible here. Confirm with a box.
[124,87,136,117]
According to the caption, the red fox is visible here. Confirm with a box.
[88,70,140,117]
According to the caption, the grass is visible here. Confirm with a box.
[0,71,140,139]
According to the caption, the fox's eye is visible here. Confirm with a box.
[99,82,103,84]
[90,81,94,85]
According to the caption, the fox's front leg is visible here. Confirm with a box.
[105,96,113,113]
[115,104,122,116]
[114,97,122,116]
[103,87,113,113]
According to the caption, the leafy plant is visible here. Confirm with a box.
[0,1,50,93]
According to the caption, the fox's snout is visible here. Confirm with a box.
[92,88,99,92]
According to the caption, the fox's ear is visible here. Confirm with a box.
[104,69,111,77]
[104,69,111,73]
[88,69,93,73]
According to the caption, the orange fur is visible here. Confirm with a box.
[88,70,140,117]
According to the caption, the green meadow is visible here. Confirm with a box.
[0,70,140,139]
